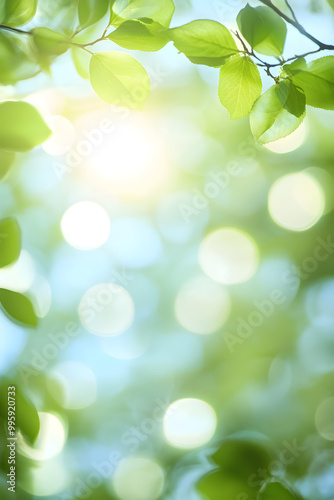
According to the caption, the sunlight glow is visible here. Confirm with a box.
[87,115,169,198]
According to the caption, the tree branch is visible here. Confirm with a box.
[0,24,32,35]
[259,0,334,50]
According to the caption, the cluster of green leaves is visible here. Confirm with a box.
[0,217,38,328]
[0,0,333,142]
[197,437,302,500]
[0,100,49,327]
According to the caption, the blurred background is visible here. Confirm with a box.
[1,0,334,499]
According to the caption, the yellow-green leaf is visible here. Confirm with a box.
[3,0,37,27]
[0,218,21,268]
[237,4,287,57]
[284,56,334,110]
[219,55,262,119]
[250,80,306,143]
[108,19,168,51]
[0,288,38,327]
[0,150,15,181]
[111,0,175,28]
[89,51,150,109]
[0,101,51,152]
[169,20,238,67]
[32,27,70,56]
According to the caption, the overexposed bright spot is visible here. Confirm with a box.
[199,228,259,284]
[18,412,66,461]
[264,122,306,154]
[268,172,325,231]
[20,458,69,496]
[108,217,162,268]
[0,250,35,292]
[79,283,135,337]
[88,116,169,198]
[175,276,231,334]
[315,397,334,441]
[43,115,75,155]
[112,456,164,500]
[28,274,52,318]
[48,361,97,410]
[61,201,110,250]
[163,398,217,449]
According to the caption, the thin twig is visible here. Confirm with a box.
[0,24,32,35]
[284,0,298,22]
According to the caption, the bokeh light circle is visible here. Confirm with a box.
[315,397,334,441]
[18,412,66,461]
[264,122,306,154]
[268,172,325,231]
[20,458,69,496]
[163,398,217,449]
[175,276,231,334]
[61,201,110,250]
[112,456,164,500]
[79,283,135,336]
[199,228,259,284]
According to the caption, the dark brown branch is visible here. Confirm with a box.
[259,0,334,50]
[0,24,32,35]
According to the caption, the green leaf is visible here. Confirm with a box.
[169,20,238,67]
[0,218,21,268]
[0,150,15,181]
[111,0,175,28]
[283,56,334,110]
[108,19,168,51]
[89,51,150,109]
[72,47,91,80]
[0,289,38,327]
[0,101,51,152]
[197,470,257,500]
[16,389,40,444]
[258,480,302,499]
[32,27,70,56]
[0,32,39,85]
[327,0,334,9]
[0,381,40,444]
[218,55,262,119]
[78,0,110,30]
[211,438,274,481]
[250,80,306,143]
[237,4,287,56]
[3,0,37,26]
